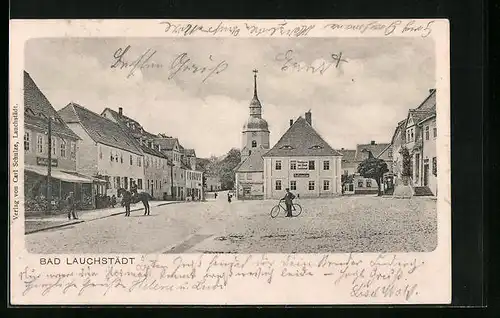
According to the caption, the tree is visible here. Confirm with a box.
[399,146,412,185]
[218,148,241,190]
[357,149,389,196]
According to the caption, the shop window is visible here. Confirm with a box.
[290,181,296,190]
[308,181,315,190]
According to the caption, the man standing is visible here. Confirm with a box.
[282,188,296,217]
[67,192,78,220]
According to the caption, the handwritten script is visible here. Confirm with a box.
[275,50,348,74]
[18,253,424,301]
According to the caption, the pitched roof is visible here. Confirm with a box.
[154,137,180,151]
[415,89,436,112]
[235,149,266,172]
[24,71,80,140]
[338,149,356,162]
[263,116,342,157]
[58,103,142,155]
[183,148,196,157]
[139,143,168,158]
[354,143,391,161]
[102,108,158,140]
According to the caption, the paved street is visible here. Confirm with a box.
[26,193,437,254]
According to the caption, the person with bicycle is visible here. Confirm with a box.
[282,188,296,217]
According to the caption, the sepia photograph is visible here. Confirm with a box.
[22,35,438,255]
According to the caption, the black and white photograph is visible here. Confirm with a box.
[10,19,450,305]
[23,36,438,254]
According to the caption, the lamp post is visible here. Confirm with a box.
[46,116,53,214]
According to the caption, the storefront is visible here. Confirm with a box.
[24,165,103,212]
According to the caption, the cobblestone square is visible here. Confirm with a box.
[25,195,437,254]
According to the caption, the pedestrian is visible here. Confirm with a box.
[67,192,78,220]
[227,192,232,203]
[214,192,218,199]
[282,188,296,217]
[111,195,117,208]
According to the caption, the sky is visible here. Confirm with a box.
[25,37,435,158]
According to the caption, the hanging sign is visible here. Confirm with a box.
[36,157,58,167]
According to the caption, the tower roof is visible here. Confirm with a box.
[243,69,268,131]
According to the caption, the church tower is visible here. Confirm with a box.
[241,69,270,162]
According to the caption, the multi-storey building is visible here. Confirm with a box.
[102,107,172,200]
[263,111,343,199]
[23,71,99,211]
[58,103,145,198]
[154,136,186,200]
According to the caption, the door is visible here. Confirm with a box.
[423,164,429,186]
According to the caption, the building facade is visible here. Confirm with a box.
[58,103,145,198]
[263,112,342,199]
[23,71,99,212]
[391,89,437,196]
[102,107,172,200]
[182,148,203,201]
[235,71,270,200]
[205,176,222,192]
[155,136,187,200]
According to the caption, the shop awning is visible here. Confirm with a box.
[25,165,93,183]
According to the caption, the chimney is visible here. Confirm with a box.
[371,140,376,145]
[118,107,123,116]
[305,110,312,125]
[289,119,293,127]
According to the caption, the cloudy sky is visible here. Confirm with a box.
[25,37,435,158]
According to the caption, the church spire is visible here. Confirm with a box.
[253,69,258,98]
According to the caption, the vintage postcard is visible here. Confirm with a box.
[9,19,450,305]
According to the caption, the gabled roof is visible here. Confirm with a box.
[183,148,196,157]
[139,143,168,158]
[24,71,80,140]
[235,149,266,172]
[58,103,142,155]
[415,89,436,112]
[102,108,159,140]
[263,116,342,157]
[354,143,391,161]
[338,149,356,162]
[154,137,180,151]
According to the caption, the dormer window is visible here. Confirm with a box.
[310,145,323,150]
[251,140,257,148]
[280,145,294,150]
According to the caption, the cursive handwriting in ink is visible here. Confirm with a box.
[111,45,163,78]
[275,49,348,74]
[168,53,228,83]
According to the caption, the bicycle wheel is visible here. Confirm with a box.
[270,205,280,218]
[292,203,302,217]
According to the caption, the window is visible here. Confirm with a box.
[344,170,349,175]
[433,127,437,138]
[275,180,282,190]
[323,160,330,170]
[70,142,76,160]
[114,176,120,189]
[24,132,30,151]
[60,139,66,158]
[37,135,44,153]
[252,140,257,148]
[432,157,437,176]
[415,153,420,180]
[104,176,110,188]
[290,181,296,191]
[247,173,253,180]
[124,177,128,189]
[323,180,330,191]
[130,155,133,165]
[388,149,393,157]
[120,153,123,163]
[156,180,158,189]
[358,180,364,187]
[308,181,315,190]
[425,126,429,140]
[110,150,114,162]
[137,156,141,167]
[51,137,57,155]
[309,160,315,170]
[290,160,296,170]
[410,129,414,141]
[275,160,282,170]
[366,179,372,187]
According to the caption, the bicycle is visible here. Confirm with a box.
[270,199,302,218]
